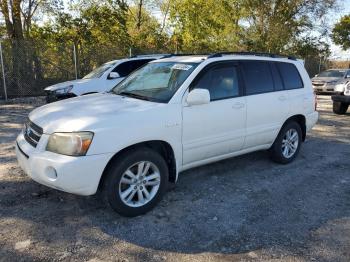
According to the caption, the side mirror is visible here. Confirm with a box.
[186,89,210,106]
[108,72,120,79]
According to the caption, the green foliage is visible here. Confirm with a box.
[0,0,341,96]
[169,0,246,52]
[332,14,350,50]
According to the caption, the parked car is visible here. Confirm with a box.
[44,54,167,103]
[311,69,350,94]
[332,81,350,114]
[16,52,318,217]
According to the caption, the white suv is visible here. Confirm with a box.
[44,55,166,103]
[16,52,318,216]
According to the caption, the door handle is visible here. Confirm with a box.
[232,102,245,109]
[278,95,287,101]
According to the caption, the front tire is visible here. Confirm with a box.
[270,121,302,164]
[103,148,169,217]
[333,101,349,115]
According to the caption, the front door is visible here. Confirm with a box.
[182,62,247,165]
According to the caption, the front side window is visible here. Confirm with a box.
[112,62,198,103]
[83,61,117,79]
[277,62,303,90]
[241,61,274,95]
[191,64,240,101]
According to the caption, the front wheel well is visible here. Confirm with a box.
[283,115,306,141]
[98,140,177,191]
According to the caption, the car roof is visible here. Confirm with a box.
[154,54,301,65]
[154,55,208,63]
[107,55,168,65]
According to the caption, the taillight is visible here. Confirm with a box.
[313,91,317,111]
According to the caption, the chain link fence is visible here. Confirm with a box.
[0,39,128,100]
[0,39,338,100]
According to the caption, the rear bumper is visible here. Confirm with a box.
[45,91,76,103]
[332,95,350,104]
[16,132,113,196]
[306,111,319,132]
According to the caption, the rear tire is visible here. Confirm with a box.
[270,121,302,164]
[102,148,169,217]
[333,101,349,115]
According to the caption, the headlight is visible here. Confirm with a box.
[46,132,94,156]
[334,83,345,92]
[55,85,73,94]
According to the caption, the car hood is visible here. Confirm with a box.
[29,93,162,133]
[44,79,94,91]
[311,77,342,83]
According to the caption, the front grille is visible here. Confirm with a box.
[24,119,43,148]
[312,82,325,87]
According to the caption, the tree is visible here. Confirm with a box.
[332,14,350,50]
[169,0,246,52]
[242,0,337,53]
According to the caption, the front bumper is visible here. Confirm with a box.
[16,132,113,196]
[312,85,336,93]
[45,91,76,103]
[332,95,350,104]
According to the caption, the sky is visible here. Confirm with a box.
[329,0,350,59]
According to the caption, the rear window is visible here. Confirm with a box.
[241,61,274,95]
[276,62,303,90]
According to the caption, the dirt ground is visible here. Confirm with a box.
[0,95,349,262]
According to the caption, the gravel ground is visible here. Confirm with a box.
[0,95,349,262]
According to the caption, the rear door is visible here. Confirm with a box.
[242,60,290,149]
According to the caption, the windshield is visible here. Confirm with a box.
[318,70,345,78]
[83,61,117,79]
[112,62,198,103]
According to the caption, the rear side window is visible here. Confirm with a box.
[270,63,284,91]
[114,59,153,77]
[241,61,274,95]
[192,63,240,101]
[276,62,303,90]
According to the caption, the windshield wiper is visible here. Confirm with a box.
[118,91,151,101]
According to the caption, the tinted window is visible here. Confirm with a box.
[114,59,153,77]
[270,63,284,91]
[318,70,345,78]
[277,62,303,90]
[241,61,274,95]
[192,64,240,101]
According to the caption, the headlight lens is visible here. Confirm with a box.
[46,132,94,156]
[55,85,73,94]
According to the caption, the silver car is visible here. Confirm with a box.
[311,69,350,94]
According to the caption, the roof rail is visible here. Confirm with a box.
[207,51,297,60]
[129,54,171,58]
[162,53,210,58]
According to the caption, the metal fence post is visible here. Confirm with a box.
[0,41,7,101]
[73,44,78,80]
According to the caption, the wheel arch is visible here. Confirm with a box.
[98,140,177,191]
[282,114,306,141]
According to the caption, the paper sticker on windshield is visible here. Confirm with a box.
[172,64,192,70]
